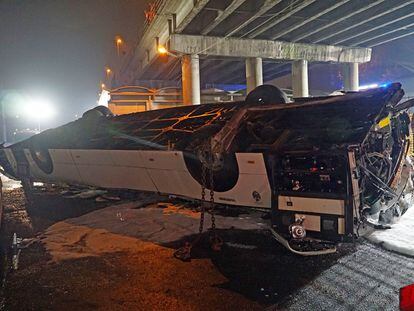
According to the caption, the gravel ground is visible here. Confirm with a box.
[0,186,413,310]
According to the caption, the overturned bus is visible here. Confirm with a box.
[0,82,412,255]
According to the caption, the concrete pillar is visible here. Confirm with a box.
[245,57,263,94]
[181,54,201,105]
[343,62,359,92]
[292,60,309,98]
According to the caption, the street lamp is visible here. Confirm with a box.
[157,45,179,58]
[22,97,56,132]
[105,67,112,80]
[115,37,123,56]
[158,45,168,55]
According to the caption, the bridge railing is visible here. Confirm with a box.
[108,85,245,115]
[108,85,182,114]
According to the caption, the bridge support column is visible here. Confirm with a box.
[292,60,309,98]
[182,54,201,105]
[245,57,263,94]
[343,62,359,92]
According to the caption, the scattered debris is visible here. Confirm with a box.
[11,233,22,270]
[161,202,201,218]
[95,196,108,202]
[157,202,169,208]
[64,189,107,199]
[368,193,414,257]
[116,212,125,222]
[101,194,121,201]
[225,242,257,250]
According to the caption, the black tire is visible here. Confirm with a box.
[82,106,113,120]
[29,138,53,174]
[183,151,239,192]
[81,106,113,138]
[93,105,114,117]
[245,84,288,105]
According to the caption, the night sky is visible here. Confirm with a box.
[0,0,149,128]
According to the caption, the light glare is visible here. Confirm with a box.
[23,97,56,120]
[358,83,378,90]
[358,83,390,91]
[158,45,168,54]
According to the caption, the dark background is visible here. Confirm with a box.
[0,0,149,129]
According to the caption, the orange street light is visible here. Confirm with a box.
[158,45,168,55]
[101,83,106,89]
[115,36,123,56]
[105,67,112,79]
[157,45,179,59]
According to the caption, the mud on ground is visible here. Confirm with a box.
[0,187,114,310]
[0,186,412,310]
[0,187,348,310]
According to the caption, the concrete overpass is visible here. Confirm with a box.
[112,0,414,104]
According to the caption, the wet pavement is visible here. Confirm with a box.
[280,242,414,310]
[1,186,413,310]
